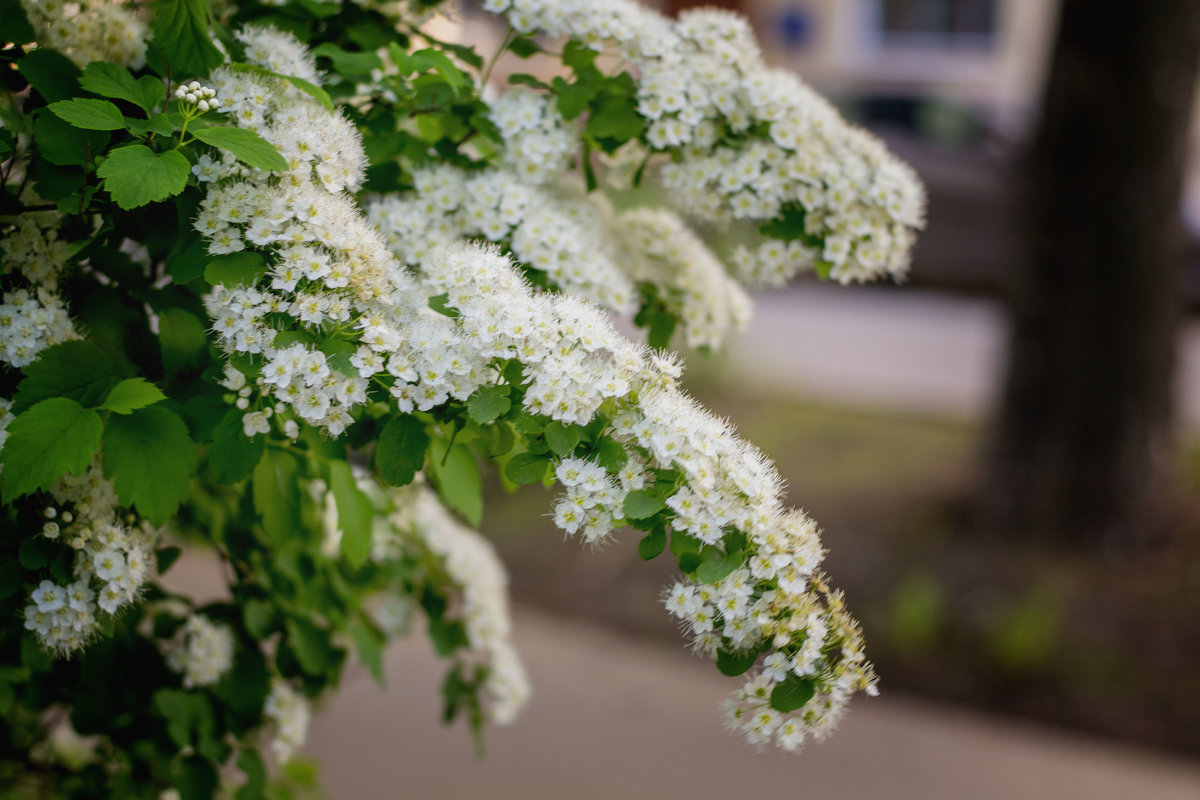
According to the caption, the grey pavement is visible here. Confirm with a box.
[308,604,1200,800]
[723,283,1200,429]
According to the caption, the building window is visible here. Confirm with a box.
[873,0,997,48]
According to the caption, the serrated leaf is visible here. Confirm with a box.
[329,459,374,568]
[48,98,126,131]
[504,452,550,485]
[156,545,182,574]
[12,341,118,414]
[0,0,35,45]
[427,439,482,526]
[102,405,196,523]
[251,449,299,544]
[508,36,541,58]
[192,126,288,171]
[79,63,163,113]
[285,617,338,677]
[347,616,385,686]
[33,112,109,166]
[0,399,102,500]
[243,599,274,639]
[544,421,582,456]
[623,488,668,520]
[428,619,468,657]
[716,647,758,677]
[593,437,628,472]
[167,238,209,284]
[375,414,428,487]
[204,251,267,287]
[208,408,264,484]
[126,114,174,137]
[158,307,208,375]
[311,43,383,76]
[466,384,511,424]
[18,49,82,103]
[236,750,267,800]
[769,674,816,713]
[97,145,189,209]
[152,0,226,77]
[101,377,166,414]
[637,528,666,560]
[695,549,742,585]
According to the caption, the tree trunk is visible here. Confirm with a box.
[981,0,1200,549]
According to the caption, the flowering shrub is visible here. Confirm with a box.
[0,0,924,795]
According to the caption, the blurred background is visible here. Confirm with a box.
[305,1,1200,795]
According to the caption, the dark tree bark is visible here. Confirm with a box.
[981,0,1200,548]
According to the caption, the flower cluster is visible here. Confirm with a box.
[0,288,76,368]
[17,0,146,67]
[481,0,925,287]
[367,166,637,314]
[1,213,72,289]
[389,483,531,725]
[489,89,579,184]
[19,461,157,655]
[174,80,219,114]
[165,613,237,688]
[186,27,881,746]
[614,208,752,350]
[263,678,311,762]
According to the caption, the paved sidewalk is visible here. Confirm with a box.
[724,283,1200,428]
[307,605,1200,800]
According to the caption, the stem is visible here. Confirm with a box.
[481,27,516,88]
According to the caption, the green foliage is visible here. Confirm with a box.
[151,0,225,77]
[79,62,166,114]
[192,126,289,171]
[101,377,167,414]
[209,409,265,484]
[769,674,816,713]
[0,398,102,500]
[205,252,269,287]
[328,459,374,567]
[12,341,118,414]
[427,437,482,526]
[48,97,127,130]
[97,145,191,209]
[102,405,197,523]
[375,414,429,487]
[466,385,511,424]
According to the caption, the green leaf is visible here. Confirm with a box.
[509,73,551,90]
[79,63,164,113]
[97,145,190,209]
[192,126,288,171]
[759,203,811,242]
[769,674,816,713]
[592,437,628,472]
[125,114,174,137]
[19,536,55,570]
[33,112,109,167]
[466,385,511,424]
[623,488,668,520]
[329,460,374,568]
[159,308,209,376]
[586,93,645,145]
[406,48,466,91]
[18,49,83,103]
[562,40,598,71]
[101,377,166,414]
[157,545,183,574]
[236,749,267,800]
[209,408,264,485]
[102,405,196,524]
[347,616,385,686]
[172,755,218,800]
[637,528,667,560]
[168,238,210,284]
[695,549,742,585]
[508,36,542,58]
[544,421,582,456]
[504,452,550,485]
[286,617,338,677]
[716,647,758,677]
[152,0,226,77]
[12,341,118,414]
[243,599,274,639]
[375,414,428,487]
[0,398,102,501]
[553,77,596,120]
[311,43,383,76]
[251,449,300,544]
[48,98,126,131]
[0,0,35,45]
[204,251,267,287]
[427,439,482,526]
[428,619,469,657]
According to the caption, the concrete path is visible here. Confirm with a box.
[307,605,1200,800]
[724,283,1200,428]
